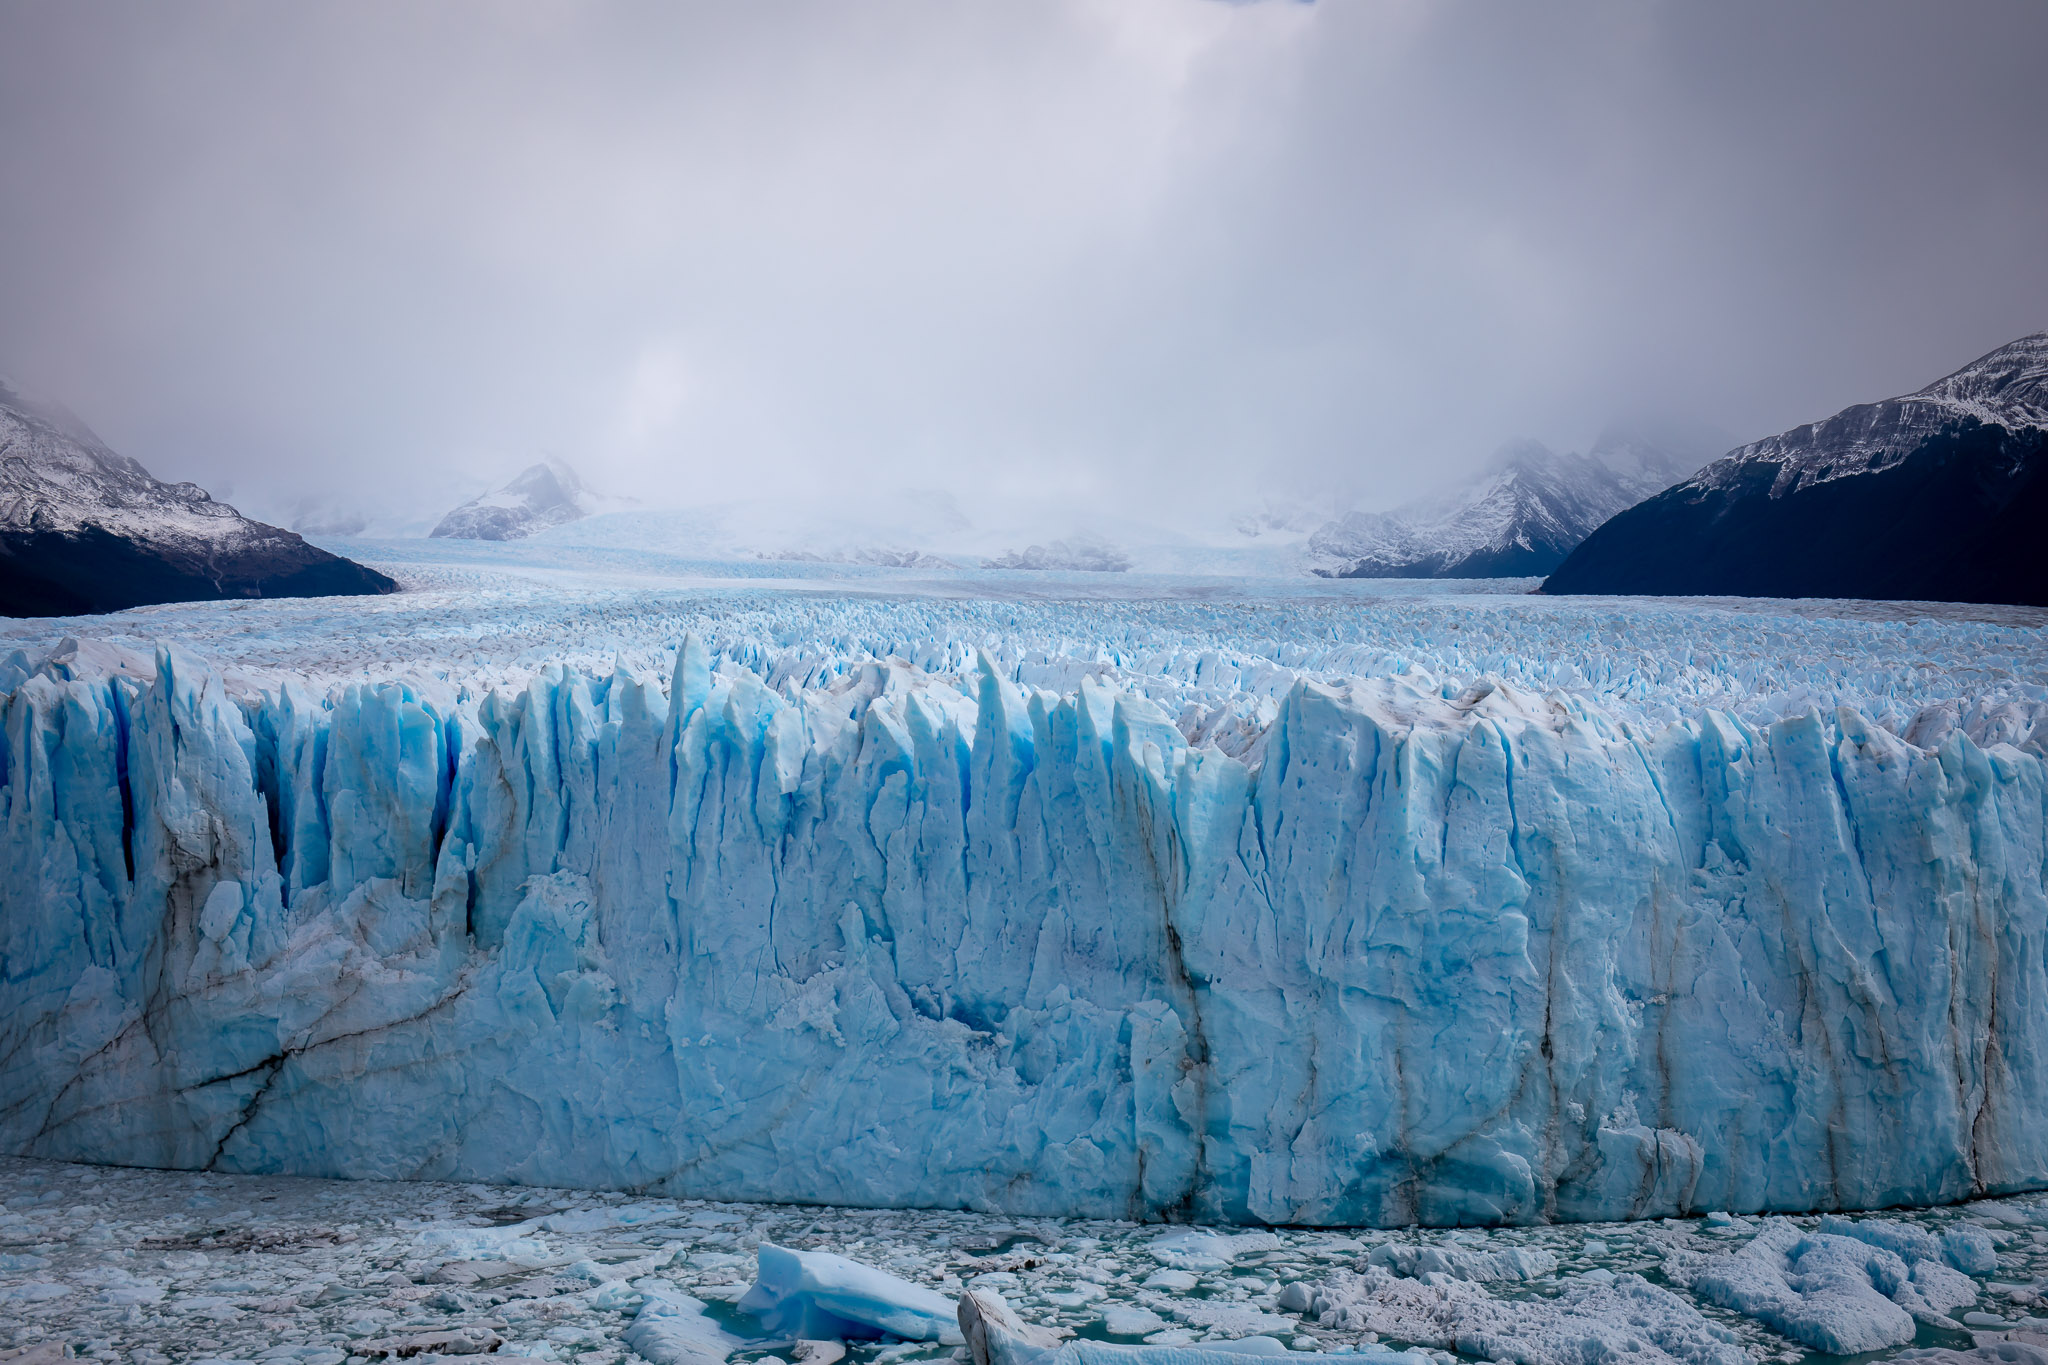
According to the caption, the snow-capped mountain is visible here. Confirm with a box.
[1691,330,2048,497]
[1545,332,2048,605]
[1308,431,1706,579]
[0,382,395,616]
[430,458,596,540]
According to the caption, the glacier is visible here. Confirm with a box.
[4,581,2048,1229]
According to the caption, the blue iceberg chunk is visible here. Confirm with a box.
[739,1243,957,1341]
[1942,1225,1999,1276]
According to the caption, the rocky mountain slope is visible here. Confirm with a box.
[1309,431,1705,579]
[1544,332,2048,605]
[430,458,594,540]
[0,383,395,616]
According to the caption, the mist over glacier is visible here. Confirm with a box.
[4,571,2046,1229]
[3,7,2048,1363]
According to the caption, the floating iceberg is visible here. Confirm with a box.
[626,1283,745,1365]
[959,1290,1416,1365]
[1146,1231,1282,1271]
[738,1243,957,1341]
[1305,1266,1751,1365]
[2,627,2046,1226]
[1667,1219,1980,1354]
[1900,1347,2048,1365]
[0,1154,2031,1364]
[1689,1240,1916,1354]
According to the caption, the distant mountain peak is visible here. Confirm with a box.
[430,457,597,541]
[1308,427,1714,580]
[507,457,584,498]
[1482,437,1560,474]
[1586,421,1733,481]
[0,377,121,459]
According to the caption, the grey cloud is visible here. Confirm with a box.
[0,0,2041,529]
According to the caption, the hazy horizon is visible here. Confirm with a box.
[1,1,2044,535]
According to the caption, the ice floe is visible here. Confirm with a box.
[6,1159,2048,1365]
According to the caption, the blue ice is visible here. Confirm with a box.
[1,629,2045,1226]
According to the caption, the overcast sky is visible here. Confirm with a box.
[0,0,2043,528]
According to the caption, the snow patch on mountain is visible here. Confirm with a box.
[1693,331,2048,497]
[1,381,267,545]
[1308,430,1706,579]
[1542,333,2048,606]
[0,380,395,615]
[430,458,604,540]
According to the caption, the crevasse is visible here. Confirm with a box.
[1,637,2044,1227]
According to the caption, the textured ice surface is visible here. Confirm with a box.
[1363,1245,1556,1283]
[959,1286,1410,1365]
[5,552,2042,738]
[7,1160,2048,1365]
[739,1244,957,1341]
[621,1285,741,1365]
[3,550,2048,1225]
[1307,1264,1751,1365]
[1668,1221,1976,1354]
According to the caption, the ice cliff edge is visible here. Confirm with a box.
[2,638,2045,1226]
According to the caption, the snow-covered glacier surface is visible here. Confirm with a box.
[3,560,2048,1228]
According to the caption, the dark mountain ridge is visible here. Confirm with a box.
[1543,332,2048,606]
[0,382,396,617]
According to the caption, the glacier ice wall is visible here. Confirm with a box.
[2,638,2046,1227]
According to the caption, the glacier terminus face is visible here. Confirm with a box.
[2,572,2046,1229]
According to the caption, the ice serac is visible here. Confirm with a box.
[3,635,2048,1226]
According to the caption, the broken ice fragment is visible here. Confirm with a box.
[625,1281,743,1365]
[959,1289,1416,1365]
[1944,1225,1999,1276]
[739,1243,958,1342]
[1366,1244,1557,1282]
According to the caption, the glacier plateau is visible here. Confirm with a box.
[4,581,2047,1227]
